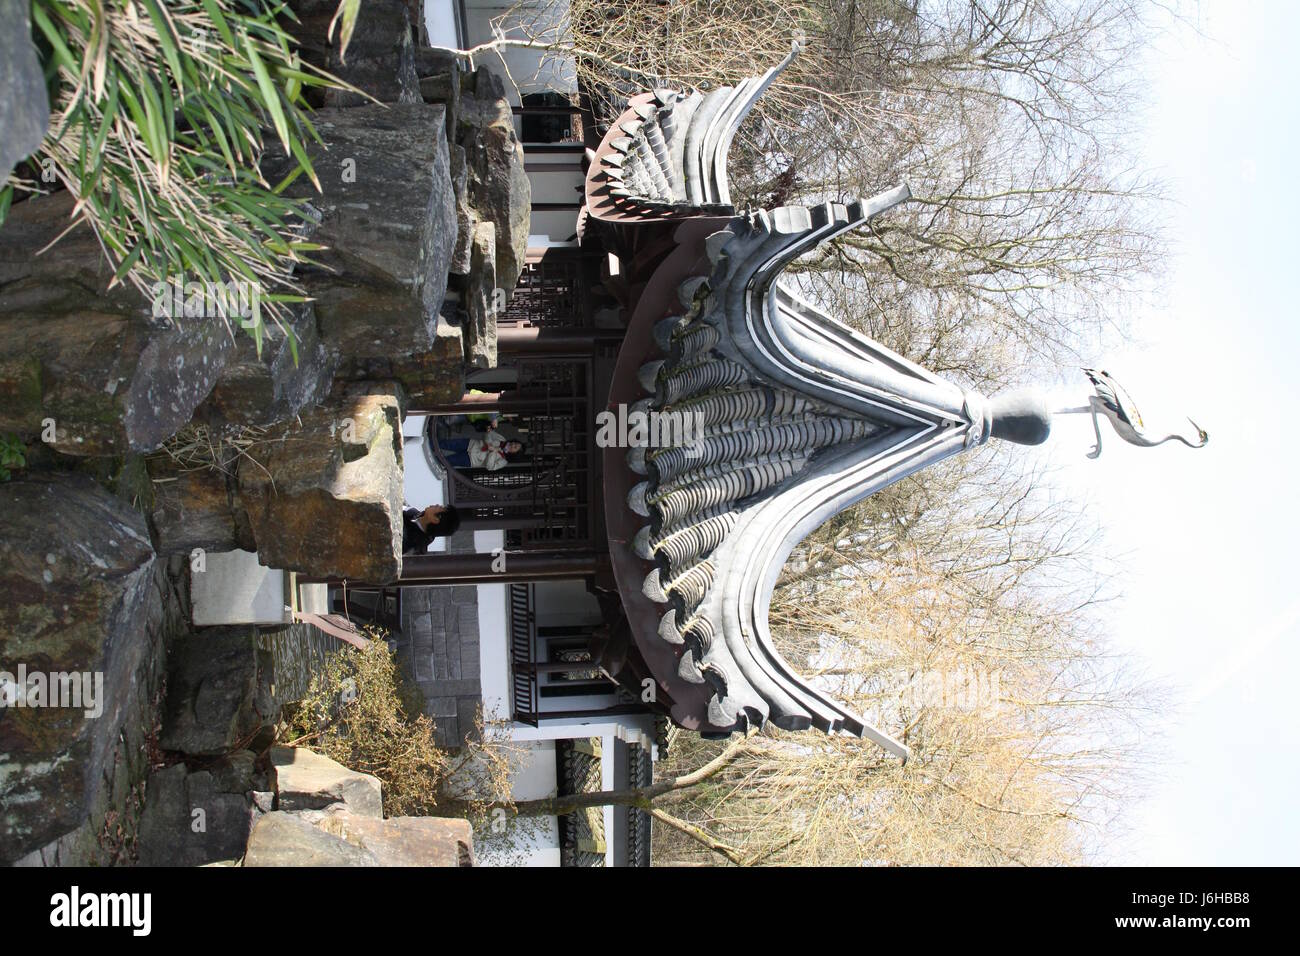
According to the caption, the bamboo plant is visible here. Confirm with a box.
[2,0,364,357]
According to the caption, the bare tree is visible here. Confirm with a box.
[647,453,1166,866]
[559,0,1169,383]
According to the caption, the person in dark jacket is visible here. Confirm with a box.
[402,504,461,555]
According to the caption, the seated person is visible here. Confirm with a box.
[438,428,525,472]
[402,504,461,555]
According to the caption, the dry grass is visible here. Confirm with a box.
[283,634,518,820]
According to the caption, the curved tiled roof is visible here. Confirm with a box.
[589,63,1052,760]
[615,194,1005,759]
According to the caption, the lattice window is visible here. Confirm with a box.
[436,358,595,548]
[498,252,594,330]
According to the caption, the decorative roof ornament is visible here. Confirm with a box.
[1058,368,1210,459]
[586,52,1207,760]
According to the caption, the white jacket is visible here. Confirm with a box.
[468,429,510,471]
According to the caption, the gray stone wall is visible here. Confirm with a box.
[395,525,485,749]
[12,556,185,866]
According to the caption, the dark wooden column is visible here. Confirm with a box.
[497,325,624,354]
[408,389,554,416]
[302,550,605,586]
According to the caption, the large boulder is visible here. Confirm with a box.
[149,382,419,573]
[289,0,422,107]
[237,384,405,583]
[447,144,474,275]
[299,807,474,866]
[0,193,240,455]
[413,46,463,82]
[243,802,474,866]
[243,811,379,866]
[0,473,157,864]
[320,810,472,866]
[415,47,461,141]
[269,746,383,818]
[194,301,335,430]
[159,627,275,757]
[0,192,335,450]
[348,316,466,409]
[135,762,257,867]
[146,464,254,558]
[261,103,457,381]
[458,68,530,296]
[0,0,49,184]
[419,63,529,370]
[463,221,499,368]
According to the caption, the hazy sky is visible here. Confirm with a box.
[1039,0,1300,865]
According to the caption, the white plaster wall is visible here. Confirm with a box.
[458,0,577,101]
[298,582,329,615]
[452,736,561,867]
[191,550,286,626]
[529,168,584,204]
[475,530,511,724]
[528,209,581,243]
[532,578,601,625]
[479,739,561,866]
[402,414,448,552]
[424,0,460,47]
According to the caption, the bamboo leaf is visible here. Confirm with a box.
[198,0,236,49]
[328,0,362,65]
[84,71,122,192]
[30,3,79,73]
[199,102,238,175]
[287,132,321,192]
[250,299,265,358]
[138,0,186,97]
[117,83,156,164]
[84,0,109,101]
[271,164,306,195]
[137,74,171,185]
[244,39,290,154]
[111,242,145,285]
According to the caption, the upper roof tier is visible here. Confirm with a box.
[585,46,799,223]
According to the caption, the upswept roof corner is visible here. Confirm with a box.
[585,44,800,222]
[623,192,1010,759]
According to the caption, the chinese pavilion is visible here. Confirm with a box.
[387,46,1204,760]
